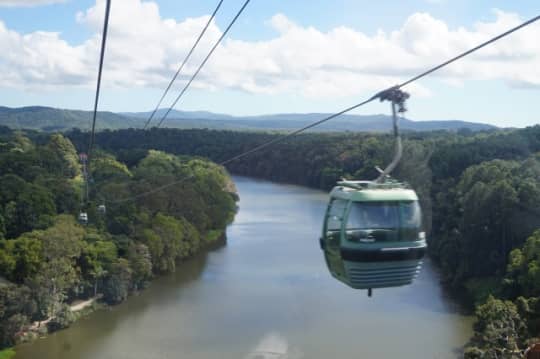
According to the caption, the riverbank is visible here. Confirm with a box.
[10,226,230,356]
[15,296,104,346]
[0,132,241,356]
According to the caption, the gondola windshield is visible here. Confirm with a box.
[346,201,422,242]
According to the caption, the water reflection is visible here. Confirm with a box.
[245,332,302,359]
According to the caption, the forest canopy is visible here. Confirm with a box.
[0,129,237,348]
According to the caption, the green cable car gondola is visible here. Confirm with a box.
[320,180,426,294]
[320,88,427,296]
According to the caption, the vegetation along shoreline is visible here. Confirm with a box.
[0,127,238,355]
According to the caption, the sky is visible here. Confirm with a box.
[0,0,539,127]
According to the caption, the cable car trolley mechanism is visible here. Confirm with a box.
[320,88,427,296]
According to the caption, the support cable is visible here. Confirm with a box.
[108,13,540,203]
[88,0,112,164]
[155,0,252,128]
[86,0,112,205]
[142,0,225,130]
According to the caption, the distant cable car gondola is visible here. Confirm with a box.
[320,88,426,296]
[78,211,88,225]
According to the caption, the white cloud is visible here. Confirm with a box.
[0,0,66,7]
[1,1,539,101]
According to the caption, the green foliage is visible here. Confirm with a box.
[205,229,223,244]
[505,231,540,297]
[503,232,540,340]
[47,304,75,332]
[0,315,26,348]
[467,296,526,358]
[46,134,80,178]
[0,214,4,241]
[27,216,84,319]
[471,285,540,354]
[0,234,42,283]
[463,346,484,359]
[0,134,85,239]
[0,243,15,280]
[127,243,152,290]
[126,151,236,236]
[0,108,131,132]
[0,348,16,359]
[0,178,56,238]
[0,284,34,347]
[90,152,132,183]
[138,228,163,273]
[465,277,502,308]
[36,176,80,215]
[140,213,184,273]
[431,157,540,287]
[102,259,132,304]
[515,297,540,339]
[78,234,118,297]
[134,150,180,178]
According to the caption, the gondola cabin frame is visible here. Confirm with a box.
[321,180,427,292]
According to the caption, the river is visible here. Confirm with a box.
[15,176,472,359]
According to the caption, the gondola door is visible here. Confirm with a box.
[322,198,348,282]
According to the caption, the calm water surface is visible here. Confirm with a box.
[15,176,472,359]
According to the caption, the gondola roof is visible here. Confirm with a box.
[330,180,418,202]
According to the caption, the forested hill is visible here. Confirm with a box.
[0,106,135,131]
[65,125,540,356]
[0,106,496,132]
[0,128,237,349]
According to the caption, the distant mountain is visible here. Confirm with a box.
[0,106,139,132]
[0,106,497,133]
[122,109,235,121]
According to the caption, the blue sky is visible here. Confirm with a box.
[0,0,539,127]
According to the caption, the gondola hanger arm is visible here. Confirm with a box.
[374,88,409,183]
